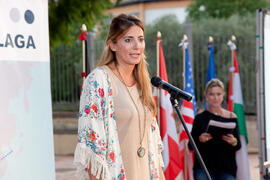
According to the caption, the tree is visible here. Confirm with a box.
[48,0,120,47]
[187,0,268,20]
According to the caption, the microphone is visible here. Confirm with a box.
[151,76,192,101]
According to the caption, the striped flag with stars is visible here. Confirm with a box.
[179,41,197,180]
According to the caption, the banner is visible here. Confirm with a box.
[265,13,270,165]
[0,0,55,179]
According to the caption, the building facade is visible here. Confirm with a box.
[108,0,190,24]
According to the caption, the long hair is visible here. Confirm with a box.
[97,14,157,115]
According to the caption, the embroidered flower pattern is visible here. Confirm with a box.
[151,123,156,132]
[109,87,113,96]
[118,169,125,180]
[75,67,164,180]
[89,132,96,141]
[98,88,105,98]
[148,151,159,180]
[109,152,115,162]
[84,107,90,114]
[78,127,106,159]
[91,104,98,114]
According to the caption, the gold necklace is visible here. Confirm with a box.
[115,64,146,158]
[212,108,223,116]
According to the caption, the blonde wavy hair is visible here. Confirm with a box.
[96,14,157,115]
[204,78,225,94]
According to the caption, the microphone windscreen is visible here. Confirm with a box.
[151,76,162,87]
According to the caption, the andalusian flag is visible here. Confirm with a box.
[227,40,250,180]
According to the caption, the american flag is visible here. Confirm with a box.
[179,41,197,180]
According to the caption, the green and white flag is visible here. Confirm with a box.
[227,40,250,180]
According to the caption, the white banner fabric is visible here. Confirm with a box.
[0,0,55,179]
[0,0,50,62]
[265,13,270,165]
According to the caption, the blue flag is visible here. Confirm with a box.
[205,43,216,109]
[206,43,216,83]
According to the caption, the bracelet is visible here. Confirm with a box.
[232,139,237,146]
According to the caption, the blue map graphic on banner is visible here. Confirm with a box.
[0,61,55,179]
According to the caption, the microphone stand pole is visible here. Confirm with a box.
[169,93,212,180]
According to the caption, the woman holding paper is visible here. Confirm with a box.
[189,78,241,180]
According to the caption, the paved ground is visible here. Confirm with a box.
[55,153,260,180]
[55,155,76,180]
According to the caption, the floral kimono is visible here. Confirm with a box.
[73,66,164,180]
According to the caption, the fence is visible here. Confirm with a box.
[50,42,82,111]
[50,36,256,114]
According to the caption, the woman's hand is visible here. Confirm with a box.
[159,165,166,180]
[222,134,237,146]
[88,163,100,180]
[199,133,213,143]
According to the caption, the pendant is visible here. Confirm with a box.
[137,146,145,157]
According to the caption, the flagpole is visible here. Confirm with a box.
[183,35,187,89]
[82,27,86,79]
[208,36,213,54]
[231,35,236,110]
[79,24,88,94]
[227,35,236,111]
[182,34,188,180]
[208,36,213,59]
[156,31,161,127]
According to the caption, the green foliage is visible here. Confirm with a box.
[187,0,268,20]
[186,14,257,111]
[97,14,114,39]
[48,0,119,47]
[93,14,114,63]
[51,14,256,112]
[145,15,184,84]
[191,13,255,38]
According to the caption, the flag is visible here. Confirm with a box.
[179,41,197,180]
[227,41,250,180]
[205,42,216,109]
[158,41,183,179]
[206,43,216,83]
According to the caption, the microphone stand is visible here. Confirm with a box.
[169,93,212,180]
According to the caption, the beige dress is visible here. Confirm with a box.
[105,65,151,180]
